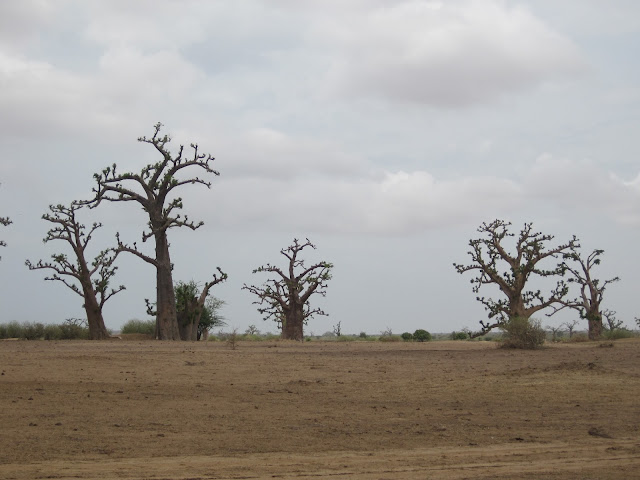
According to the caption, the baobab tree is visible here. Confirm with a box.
[25,203,124,339]
[174,270,227,341]
[89,123,220,340]
[454,220,579,337]
[243,238,333,340]
[551,247,620,340]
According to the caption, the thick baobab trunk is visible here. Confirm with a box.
[81,283,110,340]
[586,312,603,340]
[155,232,180,340]
[78,257,110,340]
[282,306,304,341]
[177,296,200,341]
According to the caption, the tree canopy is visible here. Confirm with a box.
[243,238,332,340]
[454,219,579,337]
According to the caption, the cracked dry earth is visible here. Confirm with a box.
[1,338,639,479]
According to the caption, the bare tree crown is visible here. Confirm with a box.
[90,122,218,242]
[243,238,333,328]
[25,203,125,308]
[454,219,579,336]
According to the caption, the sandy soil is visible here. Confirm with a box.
[1,338,639,479]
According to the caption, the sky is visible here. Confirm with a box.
[0,0,638,336]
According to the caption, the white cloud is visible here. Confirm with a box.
[524,154,640,225]
[82,1,211,50]
[318,0,587,106]
[197,168,523,235]
[0,1,58,51]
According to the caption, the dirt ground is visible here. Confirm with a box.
[1,338,639,479]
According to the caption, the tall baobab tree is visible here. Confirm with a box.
[25,203,124,339]
[454,219,579,337]
[553,247,620,340]
[89,123,220,340]
[243,239,333,340]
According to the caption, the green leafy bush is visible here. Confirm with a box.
[23,322,45,340]
[401,332,413,341]
[451,331,469,340]
[500,317,545,349]
[413,329,432,342]
[59,319,89,339]
[604,328,635,340]
[43,324,63,340]
[0,320,87,340]
[121,319,155,335]
[5,321,23,339]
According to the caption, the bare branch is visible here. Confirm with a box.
[115,232,157,266]
[454,219,579,334]
[243,239,332,339]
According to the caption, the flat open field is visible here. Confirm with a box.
[1,338,639,479]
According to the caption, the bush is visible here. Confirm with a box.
[604,328,636,340]
[43,324,63,340]
[500,317,545,349]
[451,331,469,340]
[121,319,155,335]
[378,334,401,342]
[401,332,413,341]
[413,329,432,342]
[59,319,88,339]
[23,322,45,340]
[359,331,367,338]
[5,321,23,339]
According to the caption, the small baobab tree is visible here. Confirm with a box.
[25,203,124,339]
[243,238,333,341]
[454,219,579,337]
[174,270,227,341]
[551,247,620,340]
[602,309,624,332]
[89,123,220,340]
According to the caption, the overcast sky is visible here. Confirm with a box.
[1,0,638,336]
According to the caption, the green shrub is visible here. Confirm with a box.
[0,321,45,339]
[413,329,432,342]
[359,331,367,338]
[378,334,401,342]
[5,321,23,339]
[500,317,545,349]
[451,331,469,340]
[121,319,155,335]
[401,332,413,341]
[59,320,88,340]
[43,324,63,340]
[604,328,635,340]
[23,322,45,340]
